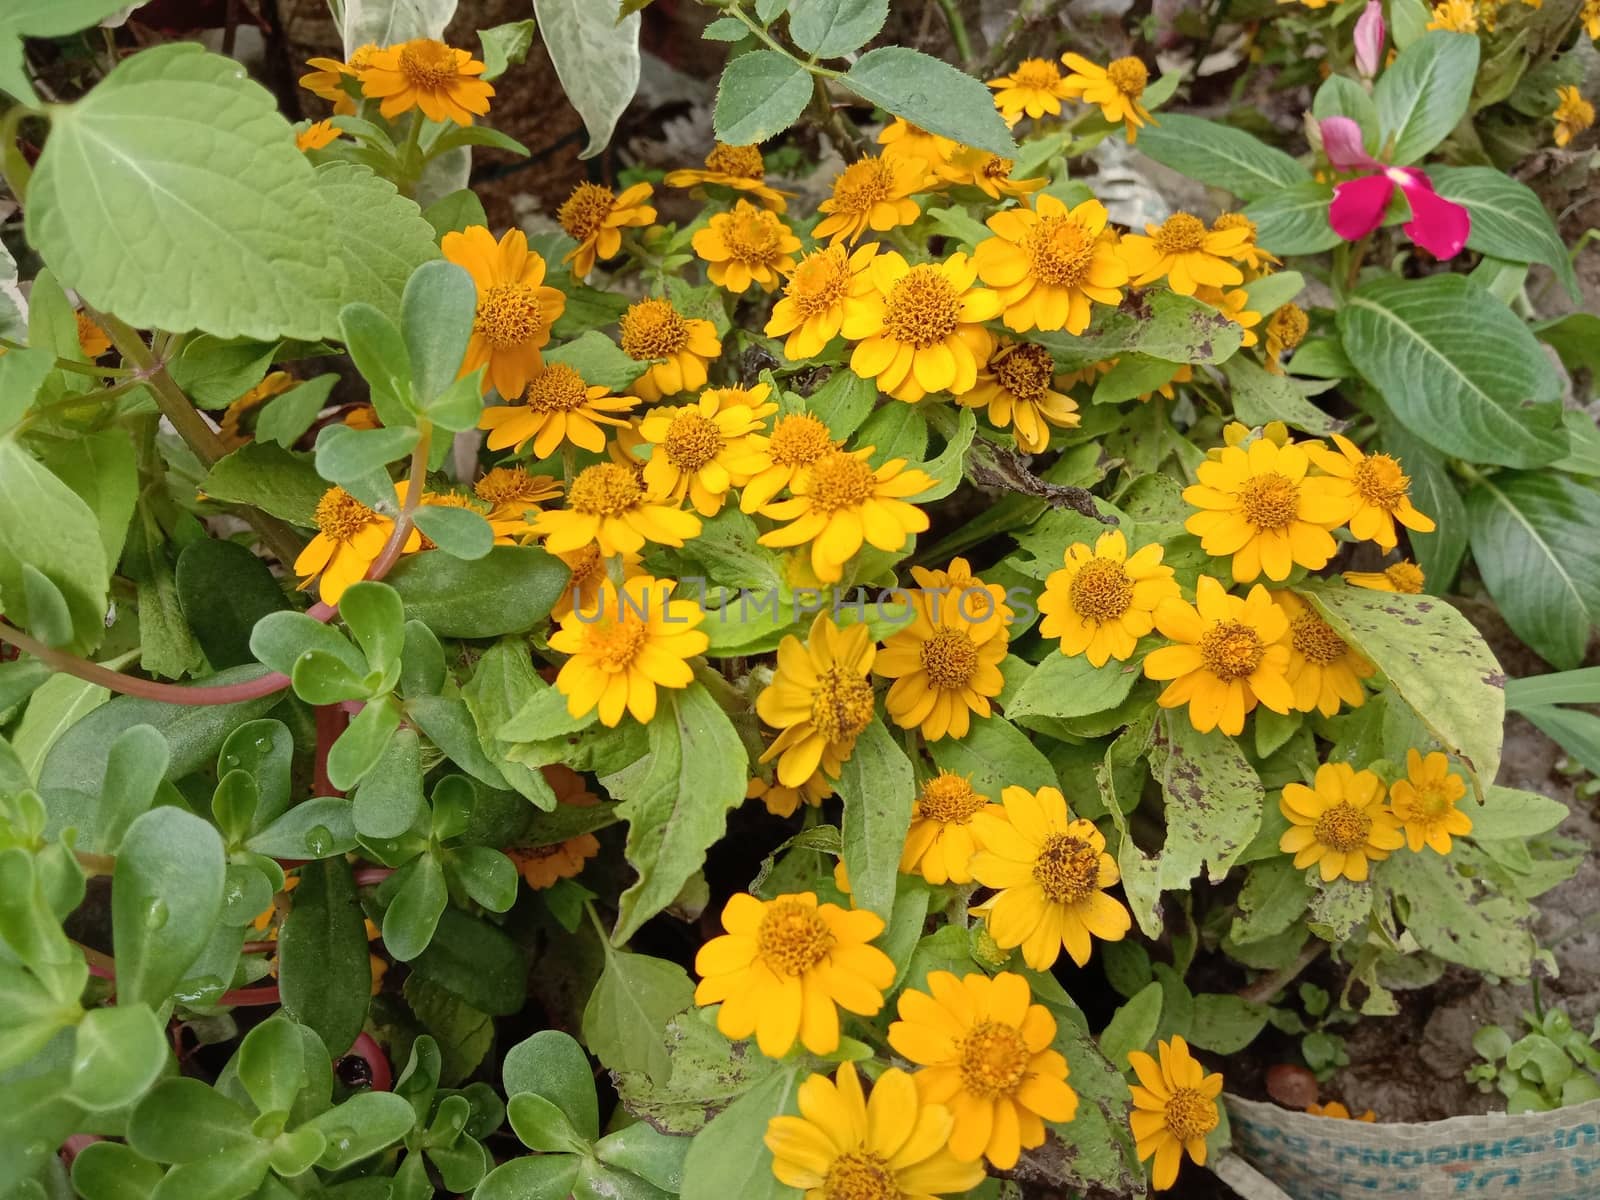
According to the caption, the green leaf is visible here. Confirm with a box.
[0,1,136,103]
[679,1065,800,1200]
[70,1142,165,1200]
[96,725,170,854]
[704,16,747,40]
[1338,275,1565,469]
[314,424,420,485]
[167,337,278,410]
[39,427,139,572]
[544,330,648,390]
[509,1092,591,1153]
[1466,472,1600,670]
[250,611,366,685]
[1375,30,1479,165]
[278,858,370,1057]
[1243,181,1341,255]
[479,18,537,80]
[533,0,641,157]
[1312,74,1378,142]
[401,259,475,411]
[326,695,401,791]
[316,162,443,322]
[69,1004,168,1112]
[787,0,888,58]
[907,407,976,502]
[1096,981,1162,1065]
[843,46,1017,157]
[383,854,449,961]
[582,949,696,1086]
[386,546,570,637]
[1187,994,1270,1054]
[413,506,494,559]
[353,727,426,838]
[599,683,747,944]
[1134,113,1311,201]
[613,1013,779,1135]
[476,1157,582,1200]
[1149,713,1264,886]
[129,1077,258,1162]
[305,1090,417,1167]
[713,49,813,145]
[27,44,347,340]
[1470,785,1568,841]
[1384,851,1533,977]
[504,1029,599,1140]
[200,442,329,527]
[421,189,489,240]
[340,302,412,428]
[1034,289,1243,367]
[0,441,110,654]
[834,716,914,922]
[339,580,407,673]
[929,713,1056,801]
[1090,353,1187,406]
[1430,166,1579,300]
[1391,0,1430,46]
[14,674,107,783]
[808,369,877,439]
[0,346,54,436]
[1224,357,1339,436]
[410,907,528,1016]
[1009,653,1141,722]
[112,807,226,1008]
[237,1016,309,1117]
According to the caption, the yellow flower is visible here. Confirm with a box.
[357,39,493,125]
[1554,86,1595,147]
[973,195,1127,335]
[1120,211,1251,295]
[508,784,602,889]
[842,251,1000,402]
[473,465,562,541]
[1039,530,1179,667]
[1183,437,1346,582]
[75,311,111,359]
[899,772,1002,886]
[442,226,566,398]
[1263,302,1309,373]
[1198,285,1262,347]
[551,544,642,620]
[299,51,367,115]
[1270,590,1375,717]
[1061,54,1155,142]
[813,155,928,246]
[1129,1036,1223,1191]
[1211,213,1279,276]
[637,389,772,516]
[296,119,342,152]
[1343,560,1426,594]
[1144,576,1295,736]
[757,615,878,786]
[876,558,1010,741]
[219,370,297,447]
[556,181,657,280]
[877,118,956,171]
[764,1062,984,1197]
[1427,0,1479,31]
[971,786,1130,969]
[618,297,722,402]
[739,411,840,513]
[694,893,894,1056]
[691,199,801,294]
[408,488,486,551]
[959,340,1078,452]
[1279,0,1334,7]
[531,462,701,556]
[479,361,635,458]
[766,242,879,361]
[747,771,834,819]
[887,971,1078,1168]
[757,448,934,584]
[1388,749,1472,854]
[549,575,706,725]
[1307,1101,1377,1121]
[1279,762,1404,882]
[1585,0,1600,39]
[1306,434,1436,551]
[988,57,1074,120]
[935,146,1048,202]
[294,486,420,604]
[664,141,792,211]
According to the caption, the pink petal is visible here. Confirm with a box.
[1398,176,1471,260]
[1329,174,1394,242]
[1320,116,1380,172]
[1354,0,1385,79]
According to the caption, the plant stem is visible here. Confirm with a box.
[0,338,137,379]
[809,75,871,160]
[1238,940,1326,1006]
[368,421,431,580]
[932,0,975,68]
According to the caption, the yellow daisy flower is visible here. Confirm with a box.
[299,49,369,115]
[1554,86,1594,147]
[842,250,1001,402]
[877,118,956,171]
[356,39,493,125]
[1144,576,1296,736]
[663,141,792,211]
[1120,212,1251,295]
[1129,1036,1223,1192]
[958,340,1079,452]
[1584,0,1600,39]
[1388,749,1472,854]
[1427,0,1479,31]
[637,391,771,516]
[747,771,834,819]
[1061,54,1155,142]
[530,462,701,556]
[1279,761,1404,882]
[75,311,112,359]
[552,544,642,620]
[549,575,706,725]
[757,448,934,584]
[973,195,1128,334]
[557,181,657,280]
[988,57,1075,120]
[691,199,802,294]
[934,145,1048,202]
[739,411,839,513]
[1039,530,1179,667]
[1343,560,1426,594]
[618,297,723,402]
[1210,212,1279,276]
[294,485,421,604]
[478,361,635,458]
[887,970,1078,1169]
[1182,437,1346,582]
[1263,302,1309,373]
[899,772,1002,886]
[694,892,894,1056]
[441,226,566,399]
[1270,590,1375,717]
[1307,1101,1378,1121]
[971,786,1130,969]
[756,615,878,786]
[296,119,342,152]
[813,155,929,246]
[876,558,1010,741]
[766,242,879,361]
[1306,434,1437,551]
[473,465,562,541]
[764,1062,984,1197]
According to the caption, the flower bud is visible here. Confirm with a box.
[1355,0,1385,79]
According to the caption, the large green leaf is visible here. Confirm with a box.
[532,0,641,157]
[1007,653,1141,722]
[1466,472,1600,671]
[386,546,570,637]
[835,716,915,923]
[713,50,814,145]
[1375,30,1478,164]
[1148,713,1264,888]
[111,807,227,1008]
[278,857,371,1057]
[27,44,348,340]
[581,948,695,1087]
[1243,181,1341,255]
[1374,417,1469,592]
[842,47,1017,158]
[1338,275,1565,468]
[1384,851,1533,978]
[1430,166,1579,300]
[314,163,442,322]
[787,0,888,58]
[929,713,1056,801]
[0,440,109,653]
[679,1065,801,1200]
[1134,113,1311,202]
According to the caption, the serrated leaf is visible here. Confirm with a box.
[582,949,695,1086]
[714,50,813,146]
[479,19,537,81]
[315,162,443,321]
[842,46,1017,158]
[787,0,888,58]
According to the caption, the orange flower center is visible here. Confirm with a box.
[991,342,1055,403]
[1153,212,1207,255]
[830,158,894,213]
[1069,557,1134,623]
[397,40,457,90]
[1239,472,1301,530]
[1290,612,1348,666]
[565,545,606,591]
[523,363,592,413]
[756,899,835,975]
[1313,802,1372,852]
[810,666,876,743]
[958,1021,1031,1099]
[558,182,616,242]
[883,265,962,348]
[919,627,979,690]
[1012,58,1062,89]
[1164,1088,1219,1142]
[822,1151,895,1200]
[706,142,765,179]
[1385,562,1425,593]
[1199,621,1265,681]
[719,207,787,265]
[314,487,380,541]
[476,283,543,351]
[567,463,644,516]
[785,247,851,316]
[475,466,554,509]
[1353,454,1409,511]
[1267,303,1309,351]
[662,410,724,472]
[1106,56,1149,98]
[768,413,835,468]
[582,619,648,672]
[1211,212,1257,239]
[1394,780,1454,822]
[620,298,690,361]
[1024,212,1098,289]
[916,772,986,824]
[1032,833,1100,904]
[807,451,876,514]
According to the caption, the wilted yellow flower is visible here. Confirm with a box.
[1270,590,1375,717]
[550,575,706,725]
[1263,302,1309,372]
[1553,86,1594,148]
[766,242,878,362]
[296,119,342,152]
[551,544,642,621]
[1183,437,1345,582]
[988,57,1074,119]
[1344,560,1426,594]
[813,155,928,246]
[530,462,701,556]
[664,141,791,211]
[557,181,656,280]
[1061,54,1155,142]
[747,772,834,819]
[75,311,112,359]
[1121,212,1250,295]
[960,340,1079,452]
[1280,762,1404,882]
[756,615,877,786]
[294,486,420,604]
[473,465,561,541]
[1129,1036,1223,1192]
[692,199,801,294]
[1306,434,1436,550]
[1039,530,1179,667]
[1308,1101,1378,1121]
[1388,749,1472,854]
[357,39,493,125]
[898,772,1001,886]
[974,195,1127,334]
[442,226,565,399]
[936,145,1048,201]
[637,390,771,516]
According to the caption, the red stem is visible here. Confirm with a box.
[217,985,281,1007]
[353,867,394,887]
[315,704,350,796]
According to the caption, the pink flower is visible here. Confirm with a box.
[1320,116,1470,260]
[1354,0,1385,79]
